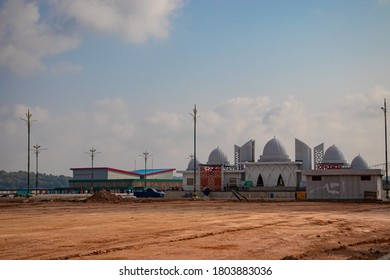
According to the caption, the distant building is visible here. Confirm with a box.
[68,167,181,193]
[178,135,385,201]
[303,145,383,200]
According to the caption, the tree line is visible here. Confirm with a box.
[0,170,70,189]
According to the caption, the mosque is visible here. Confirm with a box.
[178,137,384,200]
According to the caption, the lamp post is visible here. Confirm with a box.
[85,147,100,193]
[381,99,389,199]
[20,109,36,194]
[33,143,47,195]
[139,151,152,188]
[190,105,199,194]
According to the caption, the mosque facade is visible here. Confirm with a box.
[178,136,384,200]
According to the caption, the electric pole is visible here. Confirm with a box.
[139,151,152,188]
[33,143,47,195]
[381,99,389,199]
[20,109,36,194]
[190,104,199,195]
[85,147,100,193]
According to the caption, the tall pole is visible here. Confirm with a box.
[20,109,36,194]
[144,152,147,188]
[85,147,100,193]
[33,143,47,195]
[382,99,389,199]
[190,105,199,194]
[139,151,152,188]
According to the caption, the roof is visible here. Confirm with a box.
[207,147,230,165]
[322,144,347,164]
[131,169,175,176]
[70,167,175,177]
[187,158,201,171]
[259,137,290,162]
[70,167,139,176]
[350,155,369,169]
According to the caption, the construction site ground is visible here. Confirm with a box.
[1,196,390,260]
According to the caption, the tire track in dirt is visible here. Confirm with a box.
[52,222,285,260]
[292,237,390,260]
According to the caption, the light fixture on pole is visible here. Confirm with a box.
[20,109,36,195]
[139,151,152,188]
[85,147,100,193]
[32,143,47,195]
[381,99,389,199]
[190,104,199,195]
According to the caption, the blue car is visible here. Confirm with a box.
[133,188,165,198]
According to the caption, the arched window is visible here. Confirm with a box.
[277,174,285,186]
[257,174,264,187]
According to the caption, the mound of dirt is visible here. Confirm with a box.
[86,189,124,203]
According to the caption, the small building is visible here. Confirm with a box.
[68,167,181,193]
[177,146,244,192]
[199,146,244,191]
[303,145,383,200]
[178,157,202,192]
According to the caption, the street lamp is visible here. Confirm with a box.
[190,104,199,194]
[20,109,36,194]
[85,147,100,193]
[139,151,152,188]
[381,99,389,199]
[32,143,47,195]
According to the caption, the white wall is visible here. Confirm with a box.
[245,162,300,187]
[305,170,383,200]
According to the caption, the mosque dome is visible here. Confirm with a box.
[322,145,347,164]
[350,154,369,169]
[187,157,201,171]
[259,137,290,162]
[207,147,230,165]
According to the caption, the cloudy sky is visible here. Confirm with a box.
[1,0,390,176]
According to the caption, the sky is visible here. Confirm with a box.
[1,0,390,177]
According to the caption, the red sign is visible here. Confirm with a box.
[200,165,222,191]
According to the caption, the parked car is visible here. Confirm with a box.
[133,188,165,198]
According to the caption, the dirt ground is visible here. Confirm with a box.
[1,198,390,260]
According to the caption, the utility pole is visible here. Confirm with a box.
[33,143,47,195]
[20,109,36,194]
[190,105,199,195]
[381,99,389,199]
[85,147,100,193]
[139,151,152,188]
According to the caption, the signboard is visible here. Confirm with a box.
[200,165,222,191]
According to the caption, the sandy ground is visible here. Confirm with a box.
[0,198,390,260]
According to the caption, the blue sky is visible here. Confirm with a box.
[1,0,390,176]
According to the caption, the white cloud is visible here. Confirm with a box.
[1,89,389,176]
[52,0,184,43]
[0,0,80,75]
[0,0,184,74]
[147,111,185,131]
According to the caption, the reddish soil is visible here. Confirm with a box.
[0,198,389,260]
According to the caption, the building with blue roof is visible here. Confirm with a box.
[68,167,181,193]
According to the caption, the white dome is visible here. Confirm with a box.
[350,154,369,169]
[259,137,290,162]
[207,147,230,165]
[187,158,201,171]
[322,144,347,164]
